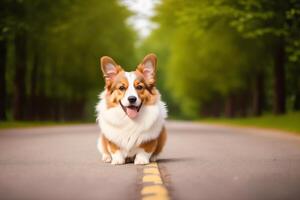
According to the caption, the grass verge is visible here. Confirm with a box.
[0,121,86,129]
[201,112,300,134]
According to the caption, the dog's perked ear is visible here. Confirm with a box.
[137,53,157,86]
[100,56,122,82]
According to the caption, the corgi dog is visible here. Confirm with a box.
[96,54,167,165]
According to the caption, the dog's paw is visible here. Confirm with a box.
[111,152,125,165]
[111,157,125,165]
[134,156,150,165]
[102,154,112,163]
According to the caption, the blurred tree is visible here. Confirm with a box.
[150,0,264,117]
[0,39,6,120]
[179,0,300,114]
[147,0,300,118]
[227,0,300,114]
[137,27,183,117]
[0,0,14,120]
[0,0,136,121]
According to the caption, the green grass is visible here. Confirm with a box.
[1,112,300,134]
[0,121,86,129]
[201,112,300,134]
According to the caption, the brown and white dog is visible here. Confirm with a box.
[96,54,167,165]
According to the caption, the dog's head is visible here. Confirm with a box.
[100,54,158,119]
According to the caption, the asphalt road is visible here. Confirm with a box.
[0,121,300,200]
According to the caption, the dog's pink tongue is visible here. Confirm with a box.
[126,107,138,119]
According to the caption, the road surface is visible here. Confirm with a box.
[0,121,300,200]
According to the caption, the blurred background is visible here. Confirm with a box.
[0,0,299,127]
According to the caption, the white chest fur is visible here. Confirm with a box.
[96,91,167,151]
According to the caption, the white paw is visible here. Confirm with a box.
[102,154,112,163]
[150,155,157,162]
[134,156,150,165]
[111,157,125,165]
[111,152,125,165]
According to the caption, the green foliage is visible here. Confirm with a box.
[143,0,300,118]
[0,121,82,129]
[1,0,136,121]
[2,0,299,121]
[148,0,258,117]
[137,28,182,117]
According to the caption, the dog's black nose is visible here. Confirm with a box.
[128,96,137,103]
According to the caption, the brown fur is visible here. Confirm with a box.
[101,135,110,155]
[139,126,167,155]
[153,126,167,155]
[139,139,158,153]
[136,53,157,88]
[105,71,128,108]
[134,71,158,105]
[101,135,120,153]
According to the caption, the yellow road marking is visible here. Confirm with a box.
[144,167,160,175]
[143,194,169,200]
[142,185,168,195]
[141,162,170,200]
[143,175,163,184]
[146,162,158,167]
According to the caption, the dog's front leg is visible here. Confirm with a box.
[135,140,157,165]
[134,149,152,165]
[107,140,125,165]
[111,150,125,165]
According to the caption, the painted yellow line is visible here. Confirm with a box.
[142,185,168,195]
[144,167,160,175]
[146,162,158,167]
[143,175,163,184]
[143,194,169,200]
[141,162,170,200]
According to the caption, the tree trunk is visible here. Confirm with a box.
[13,31,27,120]
[28,47,39,120]
[0,39,7,121]
[238,90,249,117]
[211,98,222,118]
[224,94,235,118]
[294,89,300,111]
[273,38,286,115]
[252,71,264,116]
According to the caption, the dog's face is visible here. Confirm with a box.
[100,54,158,119]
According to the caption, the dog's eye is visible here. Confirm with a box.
[136,85,143,90]
[119,86,126,91]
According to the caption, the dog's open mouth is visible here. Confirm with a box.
[125,105,139,118]
[120,102,143,119]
